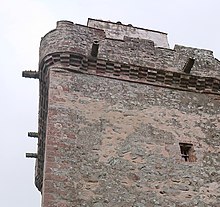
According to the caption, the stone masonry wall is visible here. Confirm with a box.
[42,68,220,207]
[37,19,220,206]
[40,21,220,77]
[87,18,170,48]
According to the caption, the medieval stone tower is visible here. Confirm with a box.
[23,18,220,206]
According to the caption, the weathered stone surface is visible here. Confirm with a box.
[32,18,220,207]
[40,20,220,77]
[42,69,220,206]
[87,18,170,48]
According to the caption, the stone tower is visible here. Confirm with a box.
[23,18,220,206]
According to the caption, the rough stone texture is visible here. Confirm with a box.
[32,19,220,206]
[40,21,220,77]
[42,69,220,207]
[87,18,170,48]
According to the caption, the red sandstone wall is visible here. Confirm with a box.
[35,20,220,193]
[87,18,170,48]
[42,68,220,206]
[40,21,220,77]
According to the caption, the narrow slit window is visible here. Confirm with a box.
[179,143,195,162]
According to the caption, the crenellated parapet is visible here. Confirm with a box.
[40,20,220,78]
[87,18,170,48]
[39,20,106,62]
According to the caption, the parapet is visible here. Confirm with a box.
[87,18,170,48]
[40,19,220,78]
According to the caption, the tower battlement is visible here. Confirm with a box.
[40,19,220,79]
[87,18,169,48]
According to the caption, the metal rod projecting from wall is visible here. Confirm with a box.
[22,70,39,79]
[28,132,39,138]
[182,58,195,73]
[26,153,38,158]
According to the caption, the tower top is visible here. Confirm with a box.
[87,18,169,48]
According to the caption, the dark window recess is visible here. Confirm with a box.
[179,143,196,162]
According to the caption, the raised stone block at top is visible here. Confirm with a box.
[56,20,74,29]
[87,18,170,49]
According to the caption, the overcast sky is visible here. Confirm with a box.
[0,0,220,206]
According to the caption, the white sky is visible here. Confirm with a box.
[0,0,219,206]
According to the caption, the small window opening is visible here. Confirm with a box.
[179,143,195,162]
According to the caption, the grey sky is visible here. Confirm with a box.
[0,0,219,206]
